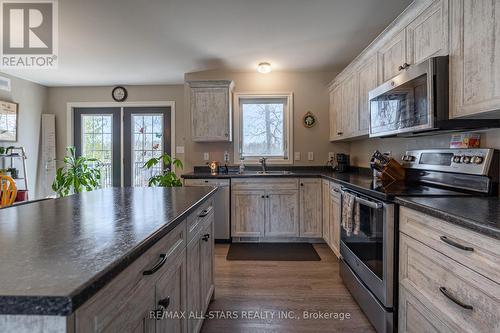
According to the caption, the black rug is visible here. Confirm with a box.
[226,242,321,261]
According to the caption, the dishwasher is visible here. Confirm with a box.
[183,178,230,241]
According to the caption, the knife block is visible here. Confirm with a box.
[376,158,406,182]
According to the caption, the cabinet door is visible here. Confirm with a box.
[357,56,378,135]
[186,237,202,333]
[341,73,359,138]
[265,190,299,237]
[450,0,500,118]
[155,249,187,333]
[329,85,343,141]
[321,180,331,245]
[231,190,265,237]
[378,30,407,82]
[191,87,231,142]
[406,0,448,66]
[299,179,322,238]
[200,219,214,311]
[329,186,341,258]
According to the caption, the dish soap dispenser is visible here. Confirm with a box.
[239,158,245,174]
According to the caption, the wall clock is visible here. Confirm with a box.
[112,86,128,102]
[302,111,316,128]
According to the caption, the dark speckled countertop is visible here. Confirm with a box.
[0,186,217,316]
[395,197,500,240]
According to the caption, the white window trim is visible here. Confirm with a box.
[233,92,293,165]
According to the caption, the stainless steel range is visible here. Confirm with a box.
[339,148,499,333]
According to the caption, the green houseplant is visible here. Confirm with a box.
[52,146,102,197]
[143,153,183,187]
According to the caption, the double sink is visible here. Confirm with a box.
[239,170,294,175]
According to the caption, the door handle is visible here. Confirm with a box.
[202,233,210,242]
[354,196,383,209]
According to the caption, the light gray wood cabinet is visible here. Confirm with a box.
[378,29,407,83]
[328,184,341,258]
[299,179,322,238]
[406,0,448,66]
[231,190,266,238]
[399,208,500,333]
[188,80,234,142]
[200,219,215,311]
[329,85,343,141]
[356,56,378,136]
[265,189,299,237]
[449,0,500,118]
[321,179,331,246]
[341,73,359,138]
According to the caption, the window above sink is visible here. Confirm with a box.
[234,93,293,165]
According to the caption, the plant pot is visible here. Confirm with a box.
[15,190,28,202]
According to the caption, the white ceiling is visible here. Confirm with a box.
[3,0,412,86]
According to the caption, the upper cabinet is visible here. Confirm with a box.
[449,0,500,118]
[406,0,449,66]
[188,80,234,142]
[378,30,407,83]
[328,0,453,142]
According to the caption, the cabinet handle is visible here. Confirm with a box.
[333,188,340,193]
[439,287,473,310]
[158,296,171,309]
[266,195,269,198]
[261,195,265,198]
[440,236,474,252]
[300,183,304,186]
[225,133,229,137]
[398,65,404,71]
[198,207,212,218]
[143,254,167,275]
[337,132,343,136]
[202,233,210,242]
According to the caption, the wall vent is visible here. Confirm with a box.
[0,76,11,92]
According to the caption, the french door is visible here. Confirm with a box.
[74,106,171,187]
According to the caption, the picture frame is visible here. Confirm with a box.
[0,100,18,142]
[302,111,316,128]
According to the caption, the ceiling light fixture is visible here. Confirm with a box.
[257,62,272,74]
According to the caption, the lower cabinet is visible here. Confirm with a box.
[299,179,322,237]
[399,207,500,333]
[321,179,331,244]
[75,199,215,333]
[328,183,341,257]
[265,189,299,237]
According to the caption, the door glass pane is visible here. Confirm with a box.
[131,114,163,186]
[81,114,113,188]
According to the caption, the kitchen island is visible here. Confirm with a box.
[0,186,217,332]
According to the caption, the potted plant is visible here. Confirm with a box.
[143,153,183,187]
[51,146,102,197]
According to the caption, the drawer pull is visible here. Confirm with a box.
[439,287,473,310]
[143,254,168,275]
[440,236,474,252]
[158,296,170,309]
[202,233,210,242]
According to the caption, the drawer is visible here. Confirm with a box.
[231,178,299,190]
[187,199,214,244]
[399,285,454,333]
[400,233,500,333]
[76,220,186,332]
[400,207,500,284]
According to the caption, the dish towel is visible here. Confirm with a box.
[342,192,355,236]
[353,201,360,236]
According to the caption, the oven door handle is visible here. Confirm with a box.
[354,196,383,209]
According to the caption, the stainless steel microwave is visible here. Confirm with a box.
[368,56,499,138]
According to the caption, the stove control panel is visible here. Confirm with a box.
[402,149,497,176]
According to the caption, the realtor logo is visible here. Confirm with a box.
[1,0,58,68]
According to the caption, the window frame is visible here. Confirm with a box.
[233,92,293,165]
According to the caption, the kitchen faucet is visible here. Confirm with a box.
[259,157,267,173]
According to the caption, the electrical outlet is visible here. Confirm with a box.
[176,146,185,154]
[294,152,301,161]
[203,152,209,161]
[308,152,314,161]
[328,152,335,160]
[224,151,230,162]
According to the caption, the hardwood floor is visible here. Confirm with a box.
[201,243,375,333]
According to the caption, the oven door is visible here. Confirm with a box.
[340,188,394,308]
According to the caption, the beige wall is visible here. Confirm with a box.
[183,70,349,171]
[0,73,48,199]
[46,85,185,164]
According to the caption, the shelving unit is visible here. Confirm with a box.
[0,146,28,201]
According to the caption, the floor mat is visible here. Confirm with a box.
[226,242,321,261]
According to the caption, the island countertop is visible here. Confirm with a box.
[0,186,217,316]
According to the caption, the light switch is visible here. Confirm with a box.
[176,146,185,154]
[308,152,314,161]
[203,152,210,161]
[294,152,301,161]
